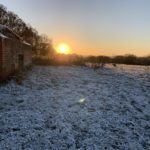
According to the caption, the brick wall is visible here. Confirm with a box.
[0,37,32,81]
[3,38,21,74]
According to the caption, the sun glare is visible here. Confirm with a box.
[56,43,71,54]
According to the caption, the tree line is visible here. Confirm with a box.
[85,54,150,66]
[0,4,55,56]
[33,54,150,66]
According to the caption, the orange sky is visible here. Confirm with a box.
[54,36,150,56]
[2,0,150,57]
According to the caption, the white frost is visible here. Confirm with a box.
[0,65,149,149]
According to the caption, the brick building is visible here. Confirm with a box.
[0,25,32,81]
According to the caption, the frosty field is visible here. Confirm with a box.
[0,65,150,150]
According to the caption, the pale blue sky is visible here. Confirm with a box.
[0,0,150,56]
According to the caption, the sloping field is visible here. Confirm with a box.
[0,65,150,149]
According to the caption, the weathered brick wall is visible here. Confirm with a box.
[0,37,32,81]
[2,38,22,75]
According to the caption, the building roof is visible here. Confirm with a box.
[0,24,21,40]
[0,24,31,46]
[0,25,8,39]
[0,33,8,39]
[23,41,31,46]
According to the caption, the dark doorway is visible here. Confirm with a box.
[18,54,24,69]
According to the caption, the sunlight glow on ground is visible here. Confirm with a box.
[79,98,86,103]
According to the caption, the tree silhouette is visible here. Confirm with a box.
[0,4,54,56]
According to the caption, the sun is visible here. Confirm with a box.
[56,43,71,54]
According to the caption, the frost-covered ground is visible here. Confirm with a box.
[0,65,150,150]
